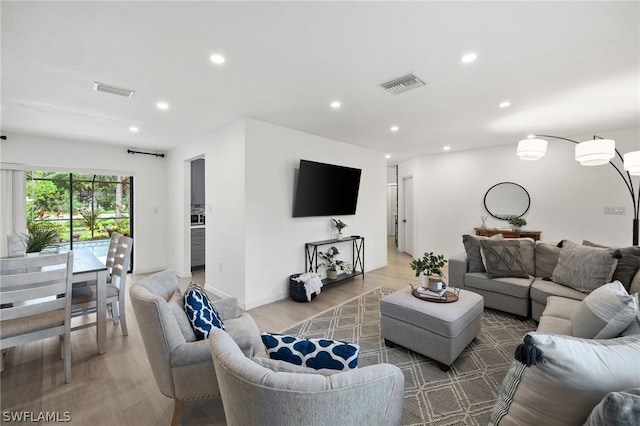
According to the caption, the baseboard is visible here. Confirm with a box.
[204,285,246,311]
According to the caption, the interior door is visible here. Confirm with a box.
[403,176,413,256]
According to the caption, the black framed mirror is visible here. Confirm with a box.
[483,182,530,220]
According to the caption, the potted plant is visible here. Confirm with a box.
[20,226,60,255]
[410,251,447,291]
[332,219,347,240]
[508,216,527,230]
[318,246,351,279]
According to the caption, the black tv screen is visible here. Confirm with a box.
[293,160,362,217]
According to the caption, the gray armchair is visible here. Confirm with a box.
[208,327,405,426]
[129,269,264,426]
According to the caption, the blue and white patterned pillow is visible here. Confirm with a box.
[184,282,225,340]
[260,332,359,371]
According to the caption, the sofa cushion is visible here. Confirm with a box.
[584,241,640,292]
[551,240,618,293]
[584,388,640,426]
[465,273,532,299]
[260,333,359,371]
[536,296,581,335]
[529,278,587,306]
[184,283,225,340]
[534,241,561,278]
[462,233,503,273]
[571,281,637,339]
[480,239,529,279]
[489,333,640,426]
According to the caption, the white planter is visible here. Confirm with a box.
[420,274,428,287]
[336,233,343,240]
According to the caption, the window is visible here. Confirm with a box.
[25,171,133,265]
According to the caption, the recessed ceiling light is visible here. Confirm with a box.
[385,154,391,159]
[527,134,536,139]
[461,53,477,63]
[330,101,341,109]
[390,126,399,132]
[443,146,451,151]
[210,54,225,65]
[129,126,139,133]
[499,101,511,108]
[156,101,169,110]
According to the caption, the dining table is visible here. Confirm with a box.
[71,249,108,354]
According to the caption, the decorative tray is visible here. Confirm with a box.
[410,284,459,303]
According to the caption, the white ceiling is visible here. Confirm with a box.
[2,1,639,164]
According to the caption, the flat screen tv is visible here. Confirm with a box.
[293,160,362,217]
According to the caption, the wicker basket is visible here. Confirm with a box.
[289,274,317,302]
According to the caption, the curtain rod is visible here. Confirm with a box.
[127,149,165,158]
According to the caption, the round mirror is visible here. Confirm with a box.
[483,182,530,220]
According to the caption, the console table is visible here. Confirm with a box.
[305,236,364,288]
[474,227,541,241]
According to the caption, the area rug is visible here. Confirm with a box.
[280,287,537,426]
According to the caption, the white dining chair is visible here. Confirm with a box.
[71,236,133,335]
[0,252,74,383]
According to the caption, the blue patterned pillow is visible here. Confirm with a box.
[260,332,358,371]
[183,282,224,340]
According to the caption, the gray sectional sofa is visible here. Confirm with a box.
[448,236,640,321]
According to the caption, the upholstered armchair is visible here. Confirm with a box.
[129,269,264,426]
[208,327,405,426]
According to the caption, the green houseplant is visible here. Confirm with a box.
[21,226,60,254]
[318,246,352,279]
[332,219,347,240]
[508,217,527,229]
[410,252,447,290]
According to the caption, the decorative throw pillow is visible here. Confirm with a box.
[260,332,359,371]
[621,293,640,337]
[184,282,225,340]
[551,240,618,293]
[534,241,561,278]
[489,333,640,426]
[251,356,338,376]
[479,239,529,279]
[583,388,640,426]
[462,233,504,273]
[583,241,640,292]
[571,281,637,339]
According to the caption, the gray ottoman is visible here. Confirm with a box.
[380,287,483,371]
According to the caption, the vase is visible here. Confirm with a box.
[25,252,40,257]
[420,274,428,288]
[327,269,338,280]
[336,232,343,240]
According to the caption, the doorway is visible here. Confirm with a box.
[402,176,414,256]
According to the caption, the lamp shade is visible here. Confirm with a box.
[575,139,615,166]
[517,138,548,160]
[624,150,640,176]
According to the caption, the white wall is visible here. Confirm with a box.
[0,132,168,273]
[165,118,387,309]
[398,127,640,260]
[243,119,387,308]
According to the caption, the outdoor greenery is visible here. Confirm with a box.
[410,252,447,277]
[25,171,131,243]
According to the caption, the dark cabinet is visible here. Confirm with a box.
[191,227,205,269]
[191,159,205,205]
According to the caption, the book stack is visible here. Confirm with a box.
[417,287,447,300]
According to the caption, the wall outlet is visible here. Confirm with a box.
[604,206,626,215]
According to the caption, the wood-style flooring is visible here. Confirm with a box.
[0,238,422,425]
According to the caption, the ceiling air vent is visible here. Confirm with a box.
[93,82,135,98]
[380,73,426,95]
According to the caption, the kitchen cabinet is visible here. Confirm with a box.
[191,159,205,205]
[191,227,205,269]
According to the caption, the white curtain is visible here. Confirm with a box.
[0,169,26,257]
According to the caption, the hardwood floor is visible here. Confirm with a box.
[0,238,420,425]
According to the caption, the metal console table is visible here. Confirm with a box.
[305,236,365,288]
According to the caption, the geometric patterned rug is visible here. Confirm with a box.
[280,287,537,426]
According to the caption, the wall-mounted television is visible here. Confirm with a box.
[293,160,362,217]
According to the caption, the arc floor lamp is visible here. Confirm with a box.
[517,135,640,246]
